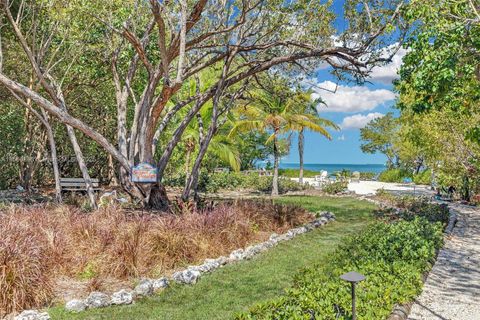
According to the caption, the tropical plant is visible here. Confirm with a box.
[0,0,407,208]
[230,85,336,195]
[360,113,400,169]
[287,92,338,184]
[237,217,444,319]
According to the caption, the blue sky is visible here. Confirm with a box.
[281,0,404,165]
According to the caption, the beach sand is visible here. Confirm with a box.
[291,178,434,197]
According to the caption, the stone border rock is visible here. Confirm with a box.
[387,203,458,320]
[12,212,336,320]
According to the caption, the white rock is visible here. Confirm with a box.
[173,269,201,284]
[269,233,279,241]
[304,223,315,231]
[65,299,86,312]
[244,244,266,258]
[152,277,169,290]
[111,289,134,305]
[85,291,110,308]
[264,239,277,248]
[116,197,129,203]
[188,260,219,273]
[202,259,221,271]
[296,226,308,234]
[213,256,228,265]
[229,249,245,261]
[14,310,50,320]
[285,230,296,239]
[311,219,325,227]
[276,234,289,242]
[134,279,154,296]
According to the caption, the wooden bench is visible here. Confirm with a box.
[60,178,100,192]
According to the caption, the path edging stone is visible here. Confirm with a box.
[10,212,335,319]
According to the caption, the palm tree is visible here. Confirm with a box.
[181,120,241,190]
[230,89,334,195]
[287,93,339,184]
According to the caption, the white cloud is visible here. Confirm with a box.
[368,46,408,84]
[340,112,384,129]
[312,81,396,113]
[337,134,346,141]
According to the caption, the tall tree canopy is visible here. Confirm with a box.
[0,0,408,207]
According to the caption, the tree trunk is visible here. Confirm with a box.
[147,183,170,211]
[182,131,213,201]
[107,153,119,187]
[41,109,62,202]
[414,157,423,175]
[19,78,46,191]
[185,149,192,186]
[271,133,279,196]
[298,128,304,184]
[66,125,97,209]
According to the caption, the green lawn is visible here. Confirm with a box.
[49,196,376,320]
[278,168,319,178]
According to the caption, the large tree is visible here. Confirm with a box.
[360,112,400,168]
[393,0,480,198]
[0,0,407,208]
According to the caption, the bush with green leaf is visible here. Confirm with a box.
[236,218,444,320]
[375,196,449,225]
[359,172,376,180]
[413,169,432,185]
[278,168,319,178]
[322,181,348,194]
[378,168,411,183]
[378,169,432,185]
[191,172,308,194]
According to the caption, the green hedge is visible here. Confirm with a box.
[165,172,307,194]
[278,168,319,178]
[236,217,444,320]
[378,169,432,185]
[322,181,348,194]
[375,196,450,225]
[378,168,411,183]
[413,170,432,185]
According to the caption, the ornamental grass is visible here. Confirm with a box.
[0,200,311,316]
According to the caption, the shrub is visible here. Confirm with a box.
[277,177,307,193]
[375,196,450,225]
[164,171,309,194]
[236,218,444,320]
[378,169,432,185]
[413,169,432,185]
[278,168,319,178]
[196,172,308,194]
[359,172,376,180]
[378,168,411,183]
[322,181,348,194]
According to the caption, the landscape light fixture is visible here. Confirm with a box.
[340,271,365,320]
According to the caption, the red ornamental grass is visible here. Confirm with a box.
[0,200,311,315]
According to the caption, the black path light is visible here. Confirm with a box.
[340,271,366,320]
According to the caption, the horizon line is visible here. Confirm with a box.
[280,162,386,166]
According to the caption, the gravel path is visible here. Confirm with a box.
[408,203,480,320]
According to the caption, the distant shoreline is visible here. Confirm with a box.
[278,163,386,174]
[280,163,385,166]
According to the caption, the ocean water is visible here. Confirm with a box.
[279,163,386,174]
